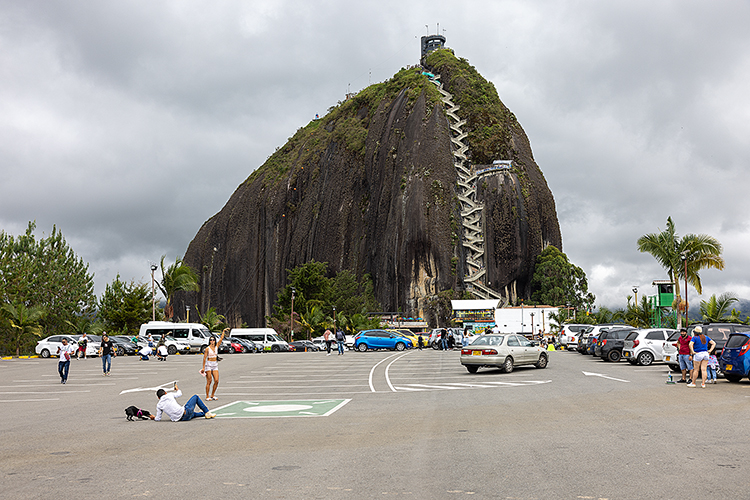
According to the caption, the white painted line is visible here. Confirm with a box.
[0,398,60,402]
[385,352,412,392]
[394,386,428,391]
[0,391,90,394]
[119,380,178,395]
[404,384,462,390]
[368,353,401,392]
[582,371,630,383]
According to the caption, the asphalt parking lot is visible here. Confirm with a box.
[2,348,749,499]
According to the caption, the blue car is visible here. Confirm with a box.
[719,332,750,383]
[354,330,409,352]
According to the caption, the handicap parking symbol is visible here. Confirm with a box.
[211,399,351,418]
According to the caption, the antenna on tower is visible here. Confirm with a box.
[425,24,428,35]
[437,22,439,35]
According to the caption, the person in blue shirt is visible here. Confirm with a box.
[688,325,716,388]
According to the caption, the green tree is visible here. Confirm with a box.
[157,255,199,321]
[0,222,95,343]
[198,307,227,332]
[637,217,724,328]
[65,315,104,336]
[98,275,152,335]
[272,261,331,320]
[0,300,46,356]
[529,246,595,311]
[699,293,739,323]
[329,270,381,319]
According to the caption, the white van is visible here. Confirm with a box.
[138,321,213,353]
[230,328,289,352]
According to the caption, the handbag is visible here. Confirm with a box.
[216,356,223,362]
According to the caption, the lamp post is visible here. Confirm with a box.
[530,312,535,339]
[150,264,158,321]
[186,305,190,323]
[290,287,296,341]
[520,300,524,335]
[333,305,337,334]
[632,286,638,306]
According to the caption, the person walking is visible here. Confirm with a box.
[324,328,332,356]
[150,384,215,421]
[440,329,448,351]
[201,328,228,401]
[336,328,346,355]
[417,332,424,350]
[676,327,693,383]
[57,338,75,384]
[77,332,88,359]
[98,333,115,376]
[688,325,716,388]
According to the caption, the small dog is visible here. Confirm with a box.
[125,406,152,421]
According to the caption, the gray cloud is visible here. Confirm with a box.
[1,0,748,312]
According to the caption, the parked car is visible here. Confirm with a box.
[228,337,261,353]
[289,340,320,352]
[231,328,290,352]
[36,335,81,358]
[71,335,101,357]
[595,328,637,362]
[139,321,214,353]
[585,324,629,356]
[576,326,595,353]
[719,332,750,382]
[662,331,684,372]
[110,336,138,356]
[460,334,548,374]
[559,324,594,350]
[687,323,736,357]
[622,328,677,366]
[136,334,191,355]
[355,330,411,352]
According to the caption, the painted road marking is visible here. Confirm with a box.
[394,380,552,391]
[582,371,630,383]
[119,380,178,395]
[211,399,351,418]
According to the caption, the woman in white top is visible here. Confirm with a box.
[201,328,228,401]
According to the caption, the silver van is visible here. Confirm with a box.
[230,328,289,352]
[138,321,213,353]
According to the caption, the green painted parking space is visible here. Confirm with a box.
[211,399,351,418]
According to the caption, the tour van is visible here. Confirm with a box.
[138,321,213,353]
[230,328,290,352]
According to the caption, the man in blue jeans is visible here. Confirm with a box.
[336,328,346,355]
[150,384,215,421]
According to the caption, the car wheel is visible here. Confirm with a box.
[395,342,405,351]
[669,364,681,372]
[271,345,280,353]
[725,374,742,383]
[40,349,50,358]
[432,342,439,350]
[637,351,653,366]
[535,354,548,369]
[607,350,621,362]
[167,345,177,355]
[200,345,206,353]
[501,356,514,373]
[466,365,479,374]
[357,343,368,352]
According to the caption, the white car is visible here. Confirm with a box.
[661,331,684,372]
[622,328,677,366]
[559,324,592,350]
[36,335,99,358]
[460,334,548,373]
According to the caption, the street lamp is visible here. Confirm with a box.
[333,305,337,334]
[290,287,296,341]
[530,312,535,339]
[520,300,524,335]
[186,305,190,323]
[632,286,638,305]
[150,264,158,321]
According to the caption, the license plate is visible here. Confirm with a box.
[726,364,733,371]
[623,352,630,357]
[472,351,481,356]
[665,356,671,361]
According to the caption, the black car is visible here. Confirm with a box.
[111,336,138,356]
[595,328,637,362]
[687,323,739,357]
[288,340,319,352]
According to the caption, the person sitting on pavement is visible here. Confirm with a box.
[149,384,215,421]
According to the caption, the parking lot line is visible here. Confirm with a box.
[0,398,60,403]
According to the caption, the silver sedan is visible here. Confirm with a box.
[460,334,549,374]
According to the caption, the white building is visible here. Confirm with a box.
[451,300,559,337]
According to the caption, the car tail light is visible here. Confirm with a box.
[602,339,607,346]
[672,343,678,348]
[482,349,498,355]
[633,340,639,348]
[740,342,750,356]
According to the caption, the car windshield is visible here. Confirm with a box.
[471,335,503,346]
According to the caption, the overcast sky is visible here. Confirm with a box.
[1,0,748,311]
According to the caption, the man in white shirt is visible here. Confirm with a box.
[149,384,215,421]
[56,338,76,384]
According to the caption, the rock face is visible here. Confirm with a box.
[177,49,562,327]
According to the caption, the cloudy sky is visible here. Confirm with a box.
[1,0,748,310]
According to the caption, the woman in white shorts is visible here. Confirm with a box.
[201,328,228,401]
[688,325,716,388]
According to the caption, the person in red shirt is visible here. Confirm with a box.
[677,328,693,383]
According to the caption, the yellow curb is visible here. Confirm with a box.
[1,357,12,360]
[19,356,29,359]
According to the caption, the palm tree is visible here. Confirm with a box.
[637,217,724,328]
[157,255,199,321]
[65,315,104,336]
[699,293,738,323]
[1,300,46,356]
[197,307,227,332]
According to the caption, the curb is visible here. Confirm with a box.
[1,355,40,360]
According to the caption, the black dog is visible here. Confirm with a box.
[125,406,151,421]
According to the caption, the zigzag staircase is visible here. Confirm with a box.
[427,73,503,302]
